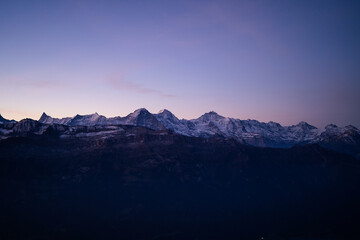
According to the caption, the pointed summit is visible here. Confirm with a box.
[155,109,181,123]
[127,108,150,118]
[295,121,317,130]
[38,112,55,124]
[154,109,191,135]
[126,108,153,119]
[68,113,106,126]
[158,109,172,114]
[133,108,150,115]
[324,124,340,133]
[124,108,165,130]
[39,112,49,121]
[157,109,176,119]
[325,124,338,129]
[198,111,224,121]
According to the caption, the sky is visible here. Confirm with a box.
[1,0,359,128]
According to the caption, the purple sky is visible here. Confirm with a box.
[1,0,359,128]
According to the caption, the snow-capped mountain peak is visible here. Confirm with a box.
[156,109,178,120]
[14,108,358,151]
[127,108,150,118]
[68,113,106,126]
[124,108,165,130]
[40,112,49,119]
[324,124,341,134]
[38,113,72,125]
[157,109,172,115]
[323,124,360,135]
[198,111,225,122]
[39,112,51,123]
[296,121,317,129]
[154,109,191,135]
[2,108,360,159]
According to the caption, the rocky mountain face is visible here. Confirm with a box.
[39,112,73,125]
[123,108,166,130]
[1,109,359,158]
[1,125,359,239]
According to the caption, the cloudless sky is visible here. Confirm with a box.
[1,0,359,128]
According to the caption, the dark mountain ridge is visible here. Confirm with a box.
[1,121,360,239]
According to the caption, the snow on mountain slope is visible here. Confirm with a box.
[168,111,319,146]
[2,109,360,158]
[40,112,113,126]
[319,124,360,144]
[123,108,165,130]
[68,113,108,126]
[152,110,321,147]
[12,119,48,135]
[37,109,321,144]
[188,112,229,137]
[284,121,319,142]
[154,109,192,136]
[30,108,358,149]
[316,124,360,159]
[39,113,72,125]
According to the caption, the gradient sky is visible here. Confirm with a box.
[1,0,359,128]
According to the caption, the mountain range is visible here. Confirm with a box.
[1,109,360,239]
[1,116,360,239]
[1,109,359,158]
